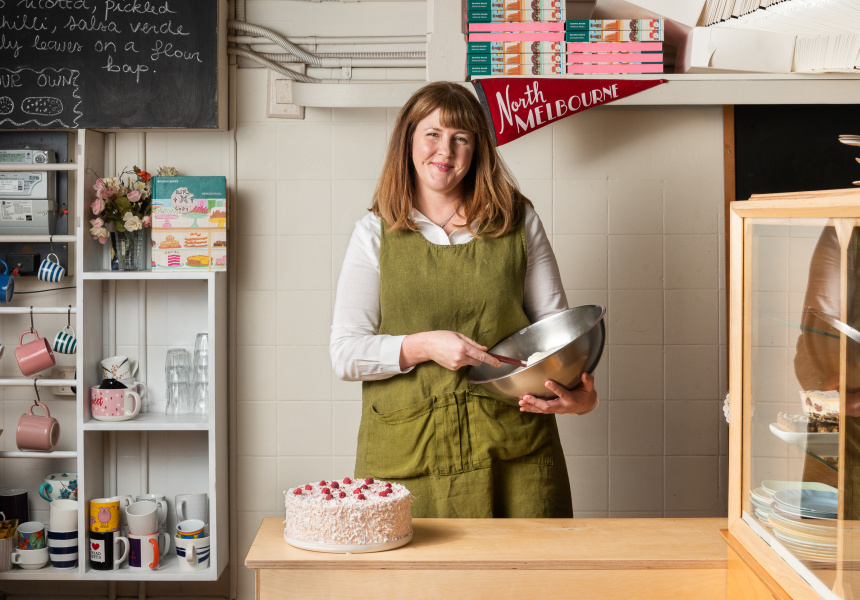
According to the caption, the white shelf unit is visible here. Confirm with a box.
[0,129,229,582]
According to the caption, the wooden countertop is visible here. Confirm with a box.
[246,517,728,571]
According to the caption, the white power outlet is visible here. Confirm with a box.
[52,367,76,396]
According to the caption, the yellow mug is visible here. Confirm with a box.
[89,499,120,532]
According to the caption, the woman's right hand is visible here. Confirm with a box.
[400,331,502,371]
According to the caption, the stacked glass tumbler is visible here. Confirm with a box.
[192,333,209,416]
[165,347,192,415]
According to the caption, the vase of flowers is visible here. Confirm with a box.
[89,166,173,271]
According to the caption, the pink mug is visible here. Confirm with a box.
[14,329,55,376]
[91,388,141,422]
[16,402,60,452]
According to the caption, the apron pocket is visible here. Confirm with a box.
[467,396,554,467]
[363,397,436,478]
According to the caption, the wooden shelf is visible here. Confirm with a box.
[290,74,860,107]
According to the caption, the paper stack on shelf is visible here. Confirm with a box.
[466,0,565,76]
[566,19,664,74]
[591,0,706,46]
[700,0,860,72]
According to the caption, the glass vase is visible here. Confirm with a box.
[111,229,146,271]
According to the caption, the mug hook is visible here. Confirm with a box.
[33,378,41,406]
[67,305,72,329]
[49,235,54,254]
[29,306,34,333]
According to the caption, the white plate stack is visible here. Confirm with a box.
[769,489,837,562]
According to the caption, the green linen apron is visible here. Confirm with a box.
[354,218,573,518]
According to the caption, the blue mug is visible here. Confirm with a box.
[0,260,13,304]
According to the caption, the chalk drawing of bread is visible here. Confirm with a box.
[0,97,12,115]
[21,97,63,116]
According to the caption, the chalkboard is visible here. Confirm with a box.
[0,0,222,129]
[735,104,860,200]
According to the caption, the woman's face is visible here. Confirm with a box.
[410,108,475,199]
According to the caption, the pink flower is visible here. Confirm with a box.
[142,216,152,228]
[96,187,110,200]
[91,198,105,215]
[127,190,141,203]
[90,225,108,242]
[90,217,104,228]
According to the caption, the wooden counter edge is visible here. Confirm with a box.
[721,529,792,600]
[246,517,728,571]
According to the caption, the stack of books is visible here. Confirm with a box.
[566,19,664,74]
[467,0,565,76]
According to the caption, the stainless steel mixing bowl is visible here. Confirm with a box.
[466,305,606,405]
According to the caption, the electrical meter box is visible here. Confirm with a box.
[0,149,57,235]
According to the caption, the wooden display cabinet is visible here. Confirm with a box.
[728,188,860,599]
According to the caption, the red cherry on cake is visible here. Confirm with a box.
[361,484,368,490]
[321,488,330,494]
[330,481,340,489]
[319,480,327,486]
[357,494,366,500]
[339,491,346,498]
[293,488,302,495]
[325,494,333,500]
[304,484,312,490]
[343,477,352,484]
[353,488,361,494]
[379,491,388,497]
[364,478,374,484]
[385,483,392,488]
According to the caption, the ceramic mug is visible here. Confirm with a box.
[0,259,14,304]
[16,521,46,550]
[11,547,49,570]
[126,501,158,535]
[89,530,129,571]
[16,402,60,452]
[47,527,78,570]
[37,253,64,283]
[49,499,79,531]
[135,494,167,529]
[175,493,208,524]
[128,531,170,570]
[174,535,210,571]
[176,519,205,539]
[89,498,120,532]
[0,489,29,524]
[0,537,13,572]
[15,329,55,376]
[100,356,138,381]
[39,472,78,501]
[91,387,141,422]
[52,326,77,354]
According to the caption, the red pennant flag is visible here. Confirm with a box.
[472,78,667,146]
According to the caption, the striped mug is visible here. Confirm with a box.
[37,253,64,283]
[52,326,77,354]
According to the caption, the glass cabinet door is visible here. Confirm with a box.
[745,217,860,598]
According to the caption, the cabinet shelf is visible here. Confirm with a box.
[81,270,220,280]
[0,451,77,458]
[0,235,76,244]
[0,555,216,580]
[0,378,79,387]
[83,413,210,431]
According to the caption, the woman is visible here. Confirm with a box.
[331,81,598,518]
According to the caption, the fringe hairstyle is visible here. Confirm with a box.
[371,81,531,237]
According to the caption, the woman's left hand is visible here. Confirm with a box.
[518,372,598,416]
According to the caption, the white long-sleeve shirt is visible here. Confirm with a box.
[330,204,567,381]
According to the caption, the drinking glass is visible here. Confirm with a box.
[192,333,209,416]
[165,348,191,415]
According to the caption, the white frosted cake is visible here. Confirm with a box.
[284,477,412,553]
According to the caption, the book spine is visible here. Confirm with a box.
[470,62,563,76]
[566,41,662,52]
[469,32,565,42]
[565,19,662,31]
[468,0,563,10]
[468,41,563,53]
[566,63,663,74]
[565,29,663,42]
[468,8,564,23]
[566,52,664,64]
[468,21,565,32]
[468,52,564,66]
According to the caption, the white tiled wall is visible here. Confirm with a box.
[229,67,728,596]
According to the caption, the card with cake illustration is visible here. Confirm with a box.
[151,176,227,229]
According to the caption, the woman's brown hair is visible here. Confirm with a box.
[371,81,531,237]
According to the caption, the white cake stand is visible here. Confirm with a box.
[284,531,412,554]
